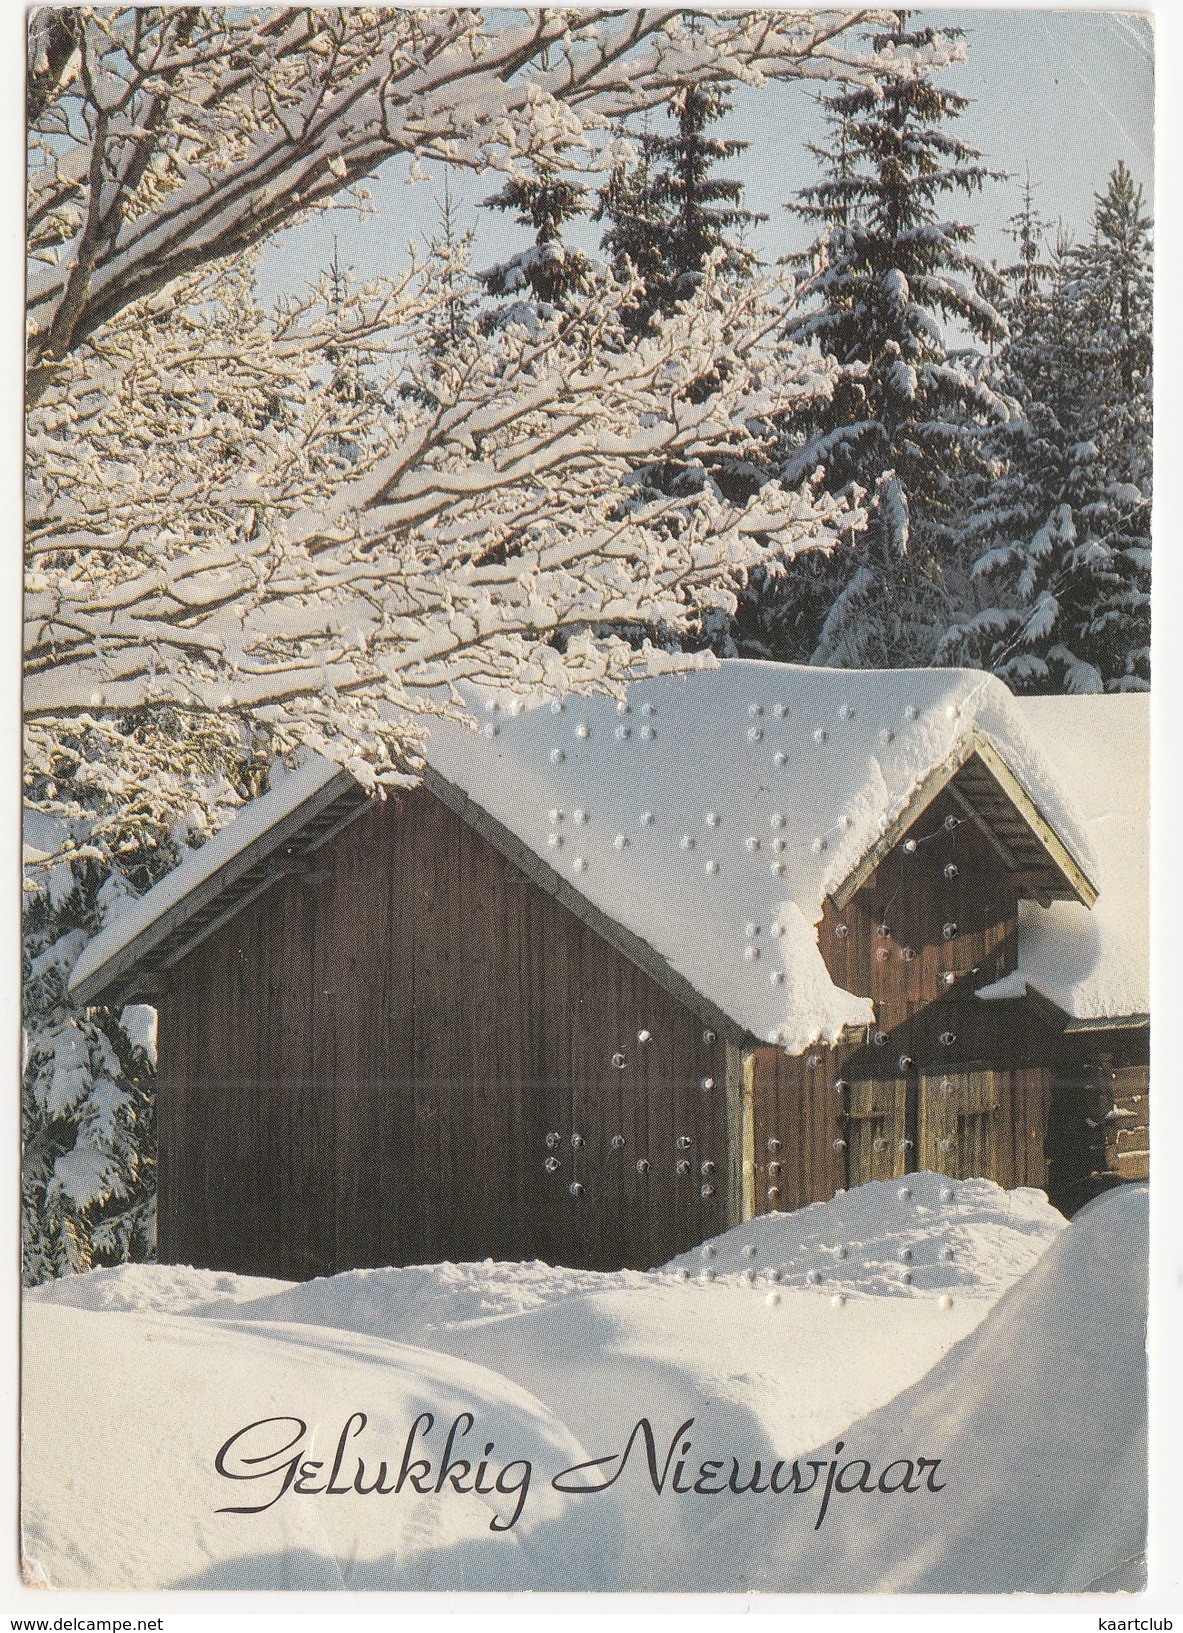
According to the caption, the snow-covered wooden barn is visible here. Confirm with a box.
[69,663,1149,1279]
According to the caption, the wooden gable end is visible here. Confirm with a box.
[155,784,735,1279]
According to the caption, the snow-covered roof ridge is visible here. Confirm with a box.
[422,661,1102,1049]
[65,662,1145,1039]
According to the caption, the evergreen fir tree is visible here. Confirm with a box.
[479,151,597,321]
[731,13,1010,668]
[951,162,1151,692]
[599,83,766,332]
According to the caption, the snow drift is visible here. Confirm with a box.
[22,1178,1145,1593]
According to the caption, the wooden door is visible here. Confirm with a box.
[918,1069,999,1180]
[844,1078,907,1186]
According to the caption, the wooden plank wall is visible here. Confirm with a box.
[156,788,727,1279]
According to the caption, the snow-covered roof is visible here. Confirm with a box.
[68,758,369,1006]
[422,662,1099,1050]
[975,693,1149,1026]
[67,662,1142,1043]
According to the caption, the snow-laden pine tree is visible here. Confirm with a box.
[599,83,767,335]
[730,13,1012,668]
[949,162,1152,692]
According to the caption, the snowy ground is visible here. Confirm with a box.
[21,1176,1146,1594]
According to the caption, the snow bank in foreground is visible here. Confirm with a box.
[22,1179,1143,1594]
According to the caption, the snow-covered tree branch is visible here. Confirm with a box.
[26,252,857,786]
[28,6,951,399]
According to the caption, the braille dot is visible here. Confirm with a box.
[701,1243,716,1259]
[900,1246,913,1262]
[750,703,764,717]
[899,1137,913,1151]
[572,857,587,872]
[545,1132,561,1148]
[744,946,760,961]
[873,1030,888,1047]
[544,1156,560,1173]
[942,922,958,940]
[939,1294,953,1310]
[835,922,849,939]
[485,698,498,713]
[768,1138,782,1153]
[705,811,721,827]
[642,701,656,717]
[617,700,631,714]
[876,947,890,963]
[636,1159,650,1175]
[905,704,919,720]
[748,727,763,742]
[873,1137,887,1152]
[701,1077,715,1091]
[814,728,828,744]
[770,812,785,828]
[746,836,761,852]
[769,970,785,985]
[771,861,786,876]
[611,1053,626,1069]
[831,1294,846,1309]
[610,1134,626,1149]
[547,833,562,848]
[898,1054,914,1072]
[700,1160,716,1176]
[944,814,959,832]
[677,1135,693,1150]
[637,1029,652,1044]
[880,728,894,744]
[640,811,654,826]
[676,1159,691,1176]
[834,1245,848,1260]
[741,1244,757,1258]
[944,862,959,880]
[940,1031,957,1047]
[642,726,656,739]
[569,1181,583,1197]
[767,1186,780,1201]
[575,723,590,738]
[773,703,788,718]
[680,835,694,851]
[838,703,854,720]
[766,1291,781,1307]
[616,725,631,740]
[941,971,957,987]
[747,922,761,936]
[705,859,719,874]
[766,1267,782,1283]
[904,838,918,853]
[946,703,959,720]
[839,814,852,830]
[833,1138,846,1152]
[571,1132,584,1148]
[812,837,827,853]
[771,923,786,938]
[901,946,915,961]
[898,1186,913,1201]
[940,1186,955,1203]
[574,808,588,824]
[773,751,788,767]
[673,1264,688,1280]
[940,1245,955,1261]
[741,1267,756,1284]
[613,833,628,849]
[834,1079,849,1093]
[485,723,500,738]
[703,1029,716,1044]
[701,1184,715,1198]
[807,1269,822,1285]
[900,1269,913,1285]
[550,748,565,764]
[550,699,564,714]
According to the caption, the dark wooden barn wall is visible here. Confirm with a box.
[156,788,728,1279]
[747,781,1104,1211]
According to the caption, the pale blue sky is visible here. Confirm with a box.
[255,9,1154,311]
